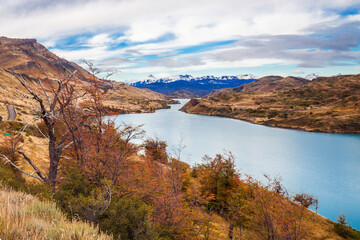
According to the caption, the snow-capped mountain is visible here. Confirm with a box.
[141,74,157,84]
[332,73,342,77]
[132,74,258,85]
[130,74,258,96]
[236,74,257,80]
[305,73,320,80]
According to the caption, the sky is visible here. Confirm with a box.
[0,0,360,83]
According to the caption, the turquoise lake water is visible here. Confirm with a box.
[113,99,360,229]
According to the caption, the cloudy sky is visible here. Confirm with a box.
[1,0,360,82]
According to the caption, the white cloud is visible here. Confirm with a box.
[87,34,113,47]
[272,71,289,77]
[293,70,305,74]
[121,58,285,74]
[1,0,359,79]
[347,13,360,21]
[125,20,171,43]
[156,72,172,78]
[53,47,111,62]
[0,0,349,41]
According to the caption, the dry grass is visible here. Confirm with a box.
[0,187,112,240]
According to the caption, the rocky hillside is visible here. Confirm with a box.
[0,37,91,81]
[181,74,360,133]
[167,90,199,99]
[208,76,310,97]
[0,37,174,121]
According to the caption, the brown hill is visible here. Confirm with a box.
[0,37,94,82]
[208,76,309,97]
[0,37,173,121]
[167,90,199,99]
[181,74,360,133]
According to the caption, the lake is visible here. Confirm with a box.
[112,99,360,229]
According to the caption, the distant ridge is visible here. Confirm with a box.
[208,76,310,97]
[167,90,199,99]
[130,74,257,96]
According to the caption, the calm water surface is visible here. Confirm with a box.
[113,99,360,229]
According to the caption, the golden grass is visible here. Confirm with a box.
[0,187,112,240]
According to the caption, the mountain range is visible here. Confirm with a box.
[130,74,257,97]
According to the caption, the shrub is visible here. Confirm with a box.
[55,167,110,224]
[144,138,169,164]
[334,223,360,239]
[0,164,25,190]
[100,196,156,240]
[334,213,360,239]
[267,110,279,119]
[293,193,318,210]
[196,153,240,212]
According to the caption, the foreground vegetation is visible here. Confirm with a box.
[181,74,360,133]
[0,187,111,240]
[1,120,359,239]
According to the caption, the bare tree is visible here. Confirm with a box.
[4,60,85,192]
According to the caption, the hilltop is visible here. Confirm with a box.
[167,90,200,98]
[0,37,174,121]
[181,74,360,133]
[130,74,257,96]
[208,76,310,97]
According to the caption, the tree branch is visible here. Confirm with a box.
[34,123,50,141]
[61,141,74,151]
[17,151,47,182]
[38,78,52,107]
[58,129,72,147]
[7,71,45,107]
[0,154,45,182]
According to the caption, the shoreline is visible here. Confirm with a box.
[179,108,360,135]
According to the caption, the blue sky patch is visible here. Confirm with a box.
[178,40,237,54]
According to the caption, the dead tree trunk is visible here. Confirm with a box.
[6,68,79,192]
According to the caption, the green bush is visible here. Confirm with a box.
[56,167,157,239]
[0,164,25,190]
[0,163,52,201]
[100,196,156,240]
[55,167,98,220]
[334,223,360,239]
